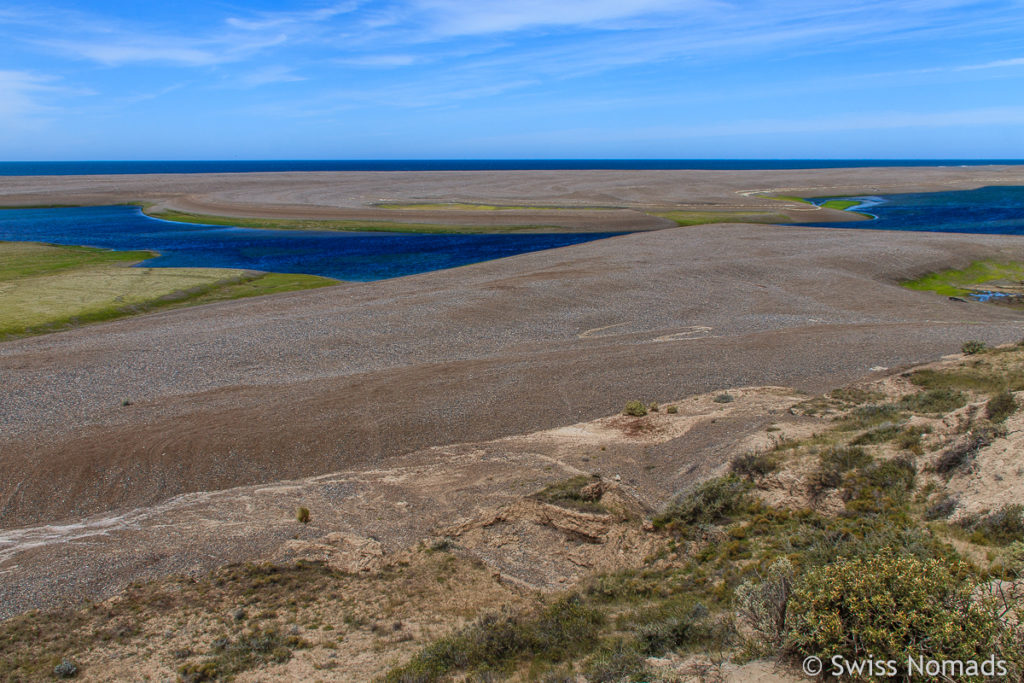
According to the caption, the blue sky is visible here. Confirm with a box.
[2,0,1024,159]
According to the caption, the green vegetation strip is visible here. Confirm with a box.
[651,210,792,226]
[903,259,1024,298]
[147,208,555,234]
[372,202,611,212]
[0,241,336,340]
[819,199,862,211]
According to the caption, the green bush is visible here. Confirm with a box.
[809,447,872,497]
[788,552,1004,679]
[295,507,310,524]
[713,393,735,404]
[841,456,916,514]
[652,476,752,533]
[623,400,647,417]
[962,340,988,355]
[986,391,1018,423]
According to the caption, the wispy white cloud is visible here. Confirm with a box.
[406,0,713,36]
[334,54,420,67]
[957,56,1024,71]
[225,2,358,31]
[234,66,307,87]
[649,106,1024,138]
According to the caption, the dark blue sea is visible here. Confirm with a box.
[2,160,1023,176]
[805,186,1024,235]
[0,206,619,281]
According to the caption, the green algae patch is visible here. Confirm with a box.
[0,241,337,340]
[902,260,1024,298]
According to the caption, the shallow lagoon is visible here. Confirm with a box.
[806,186,1024,235]
[0,206,620,281]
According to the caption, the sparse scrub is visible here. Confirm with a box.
[585,639,651,683]
[934,423,1004,475]
[652,476,753,534]
[729,452,780,481]
[178,627,307,682]
[295,506,310,524]
[924,493,959,520]
[385,597,603,681]
[832,403,904,431]
[959,505,1024,546]
[899,388,968,414]
[713,393,735,404]
[666,405,678,414]
[986,391,1018,423]
[623,400,647,417]
[734,557,793,654]
[842,456,917,514]
[531,475,607,513]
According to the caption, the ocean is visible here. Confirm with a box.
[2,159,1023,176]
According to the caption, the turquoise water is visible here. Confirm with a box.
[0,206,619,281]
[806,186,1024,235]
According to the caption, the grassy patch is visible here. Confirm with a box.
[902,259,1024,298]
[651,210,790,226]
[819,199,861,211]
[147,208,552,234]
[899,388,968,415]
[0,241,336,340]
[372,202,607,212]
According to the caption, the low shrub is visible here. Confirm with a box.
[833,404,904,431]
[788,552,1005,677]
[531,475,606,513]
[178,628,306,682]
[986,391,1018,423]
[899,388,967,414]
[934,423,1004,475]
[295,507,310,524]
[386,597,603,680]
[962,340,988,355]
[586,640,650,683]
[54,660,78,679]
[959,504,1024,546]
[730,452,780,481]
[734,557,794,655]
[841,456,917,514]
[712,393,734,404]
[652,476,753,534]
[924,493,959,520]
[623,400,647,417]
[809,447,872,498]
